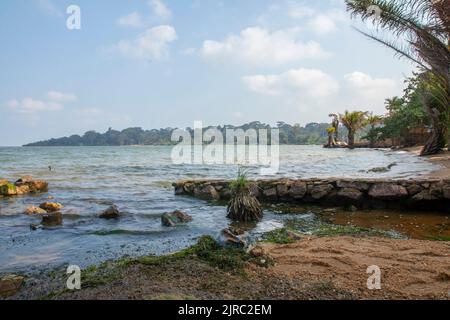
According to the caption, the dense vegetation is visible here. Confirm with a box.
[23,122,348,146]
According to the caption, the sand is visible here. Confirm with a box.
[402,146,450,178]
[259,236,450,300]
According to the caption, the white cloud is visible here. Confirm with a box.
[200,27,330,66]
[47,91,77,102]
[110,25,177,60]
[148,0,172,21]
[243,68,339,98]
[7,98,63,114]
[117,12,144,28]
[344,71,402,113]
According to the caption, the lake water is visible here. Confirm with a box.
[0,146,440,273]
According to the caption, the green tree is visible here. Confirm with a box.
[340,111,369,148]
[346,0,450,155]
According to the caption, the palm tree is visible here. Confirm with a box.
[365,113,385,146]
[340,111,369,148]
[227,168,263,222]
[345,0,450,155]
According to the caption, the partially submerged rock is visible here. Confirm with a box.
[41,212,63,227]
[161,210,192,227]
[99,205,120,219]
[0,176,48,197]
[24,205,47,215]
[39,202,63,212]
[0,274,25,298]
[0,183,17,196]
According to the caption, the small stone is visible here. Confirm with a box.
[42,212,63,226]
[161,210,192,227]
[219,227,246,248]
[39,202,63,212]
[99,205,120,219]
[24,205,47,215]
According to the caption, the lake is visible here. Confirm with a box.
[0,145,440,273]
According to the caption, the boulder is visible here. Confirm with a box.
[310,184,333,200]
[161,210,192,227]
[368,183,408,200]
[289,181,307,199]
[27,180,48,193]
[41,212,63,227]
[15,176,34,185]
[276,184,289,198]
[0,183,17,196]
[39,202,63,212]
[194,185,220,200]
[412,190,439,201]
[24,205,47,215]
[0,274,24,298]
[99,205,120,219]
[16,185,30,195]
[0,179,8,186]
[262,187,277,199]
[219,227,246,248]
[406,184,423,196]
[336,188,364,201]
[336,180,370,191]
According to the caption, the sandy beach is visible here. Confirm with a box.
[402,146,450,178]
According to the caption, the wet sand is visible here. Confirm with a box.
[403,146,450,178]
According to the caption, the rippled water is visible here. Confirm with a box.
[0,146,440,273]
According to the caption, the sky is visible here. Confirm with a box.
[0,0,416,146]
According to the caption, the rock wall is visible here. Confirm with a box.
[173,178,450,212]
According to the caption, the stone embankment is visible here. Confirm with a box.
[173,178,450,212]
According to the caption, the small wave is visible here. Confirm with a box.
[86,229,165,236]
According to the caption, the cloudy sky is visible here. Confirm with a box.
[0,0,415,146]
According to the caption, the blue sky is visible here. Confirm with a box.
[0,0,415,146]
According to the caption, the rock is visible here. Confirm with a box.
[368,183,408,200]
[262,187,277,200]
[412,190,439,201]
[41,212,63,226]
[99,205,120,219]
[30,224,43,231]
[161,210,192,227]
[336,180,370,191]
[194,185,220,200]
[0,183,17,196]
[406,184,423,196]
[276,184,289,198]
[15,176,34,185]
[443,185,450,199]
[24,205,47,215]
[27,180,48,193]
[248,183,260,198]
[0,274,24,297]
[310,184,333,200]
[39,202,63,212]
[219,227,246,248]
[289,181,307,199]
[0,179,8,186]
[337,188,364,201]
[16,185,30,195]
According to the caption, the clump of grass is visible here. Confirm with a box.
[426,235,450,241]
[227,167,263,222]
[262,228,297,244]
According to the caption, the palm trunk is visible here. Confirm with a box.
[348,130,355,149]
[420,121,447,156]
